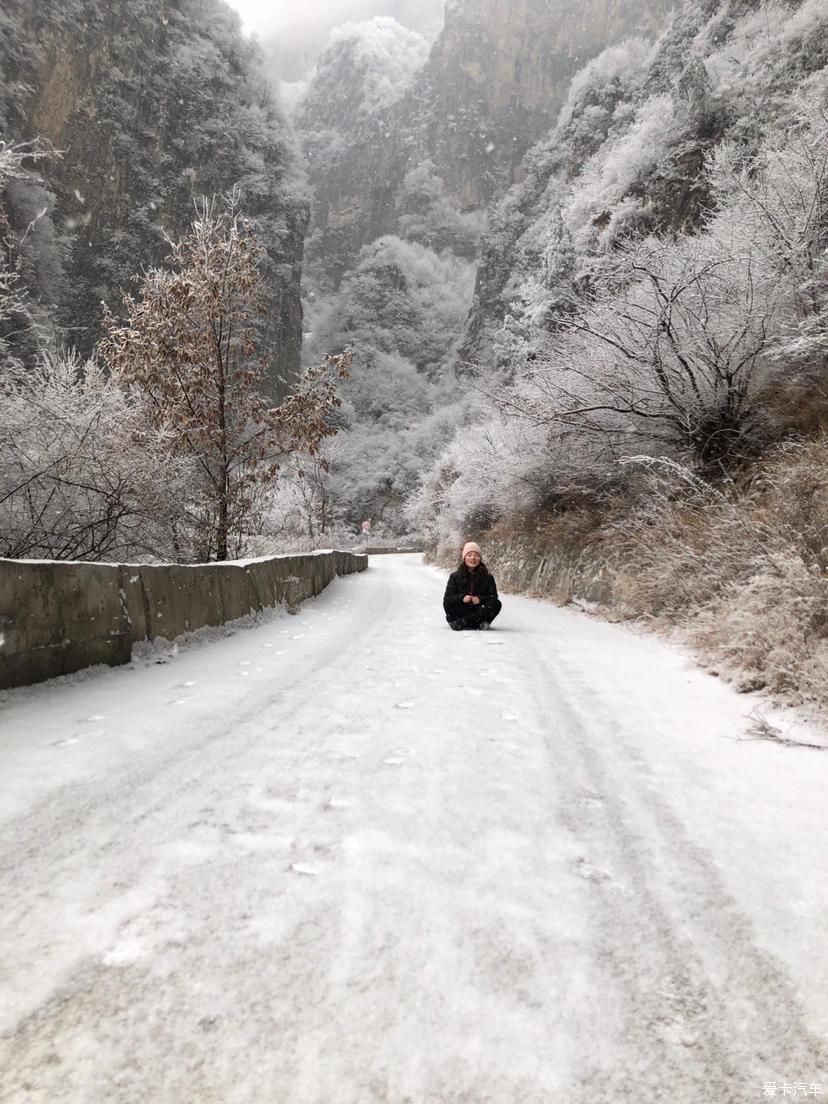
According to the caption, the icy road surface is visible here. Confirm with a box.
[1,554,826,1104]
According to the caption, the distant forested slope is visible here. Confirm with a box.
[291,0,676,528]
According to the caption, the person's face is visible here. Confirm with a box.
[464,550,481,569]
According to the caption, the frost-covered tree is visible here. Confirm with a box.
[501,235,778,473]
[0,351,185,561]
[397,161,485,260]
[0,140,176,560]
[710,99,828,399]
[0,138,61,367]
[100,197,348,562]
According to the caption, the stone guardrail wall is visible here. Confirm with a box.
[0,551,367,691]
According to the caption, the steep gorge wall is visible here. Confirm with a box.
[413,0,675,208]
[456,0,827,375]
[297,0,676,287]
[1,0,309,392]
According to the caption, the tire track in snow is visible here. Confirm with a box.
[2,557,825,1103]
[520,636,827,1101]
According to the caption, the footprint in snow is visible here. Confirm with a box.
[395,701,415,710]
[382,757,406,767]
[574,857,611,884]
[487,737,521,752]
[169,697,193,705]
[87,714,105,722]
[53,737,81,747]
[501,712,520,723]
[324,797,353,811]
[578,790,604,807]
[289,863,320,877]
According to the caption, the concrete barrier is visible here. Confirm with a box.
[0,551,367,690]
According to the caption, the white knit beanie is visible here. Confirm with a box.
[462,542,482,560]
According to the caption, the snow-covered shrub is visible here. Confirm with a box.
[246,452,360,554]
[408,400,615,548]
[408,419,537,544]
[611,436,828,708]
[563,93,679,259]
[690,560,828,701]
[557,37,655,131]
[0,352,190,561]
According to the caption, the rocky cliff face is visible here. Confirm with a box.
[413,0,675,208]
[1,0,309,392]
[294,18,427,291]
[456,0,823,376]
[296,0,676,290]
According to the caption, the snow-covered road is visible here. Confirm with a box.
[1,554,826,1104]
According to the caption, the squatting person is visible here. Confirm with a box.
[443,542,502,631]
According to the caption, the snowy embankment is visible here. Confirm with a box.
[0,554,826,1103]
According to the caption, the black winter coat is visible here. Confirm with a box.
[443,568,499,621]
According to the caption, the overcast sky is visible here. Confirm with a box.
[225,0,445,80]
[225,0,444,40]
